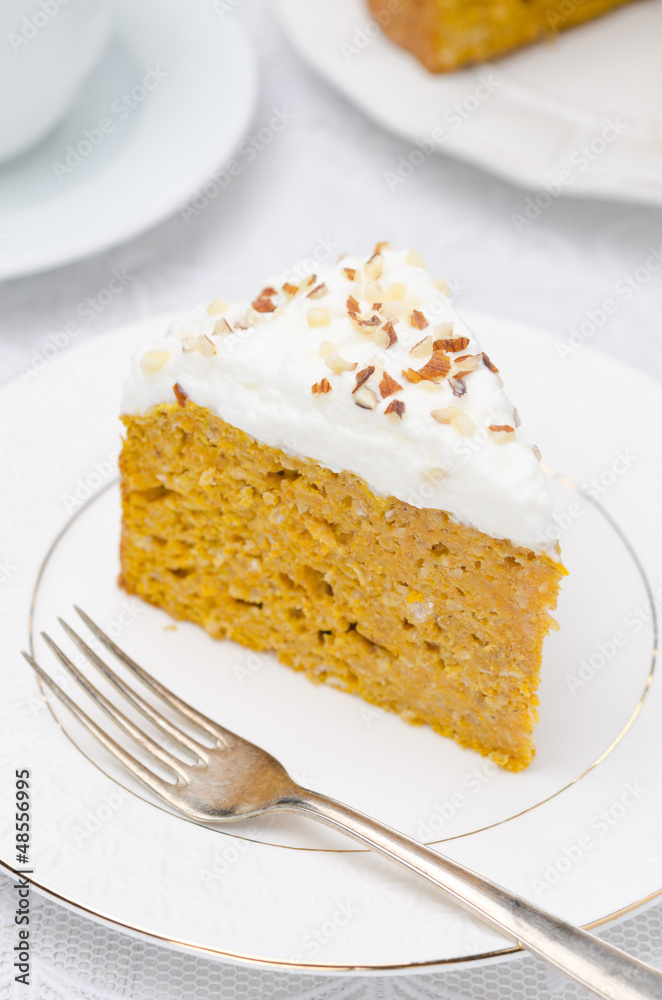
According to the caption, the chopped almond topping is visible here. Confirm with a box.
[346,294,360,315]
[379,372,402,398]
[353,365,375,393]
[374,321,397,349]
[381,302,404,322]
[382,321,397,347]
[434,336,470,353]
[307,308,330,328]
[404,350,451,383]
[307,282,327,299]
[306,274,317,288]
[344,267,357,281]
[431,406,462,424]
[173,382,188,407]
[453,353,482,374]
[410,309,428,330]
[432,408,473,434]
[410,335,433,359]
[312,378,332,394]
[407,249,426,268]
[252,296,276,313]
[385,399,405,419]
[282,282,299,297]
[364,252,384,280]
[354,386,378,410]
[180,332,197,351]
[260,286,277,297]
[374,240,392,254]
[482,351,499,373]
[384,282,406,302]
[489,424,515,443]
[213,317,232,337]
[348,312,381,334]
[197,334,216,357]
[422,351,452,379]
[365,280,383,302]
[325,352,357,374]
[140,349,171,374]
[453,414,475,435]
[318,340,335,357]
[434,321,454,338]
[207,297,229,315]
[449,376,466,397]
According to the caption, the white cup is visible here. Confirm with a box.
[0,0,118,165]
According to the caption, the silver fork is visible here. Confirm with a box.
[23,608,662,1000]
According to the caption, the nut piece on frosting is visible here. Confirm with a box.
[489,424,516,443]
[325,352,357,374]
[354,386,378,410]
[140,349,171,374]
[307,308,330,328]
[364,253,384,280]
[207,297,229,316]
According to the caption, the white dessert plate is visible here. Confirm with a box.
[275,0,662,205]
[0,0,257,281]
[1,310,661,972]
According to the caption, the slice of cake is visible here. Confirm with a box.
[119,245,565,770]
[368,0,636,73]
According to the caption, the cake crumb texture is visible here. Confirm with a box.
[369,0,637,72]
[120,402,565,771]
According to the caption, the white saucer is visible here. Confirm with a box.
[0,310,661,972]
[275,0,662,205]
[0,0,257,281]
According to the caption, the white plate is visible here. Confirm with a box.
[0,0,257,281]
[1,311,661,972]
[275,0,662,205]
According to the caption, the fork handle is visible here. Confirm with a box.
[286,790,662,1000]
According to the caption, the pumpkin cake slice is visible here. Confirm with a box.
[368,0,638,73]
[119,245,565,770]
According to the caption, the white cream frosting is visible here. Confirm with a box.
[121,246,558,556]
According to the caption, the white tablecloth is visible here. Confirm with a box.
[1,0,661,996]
